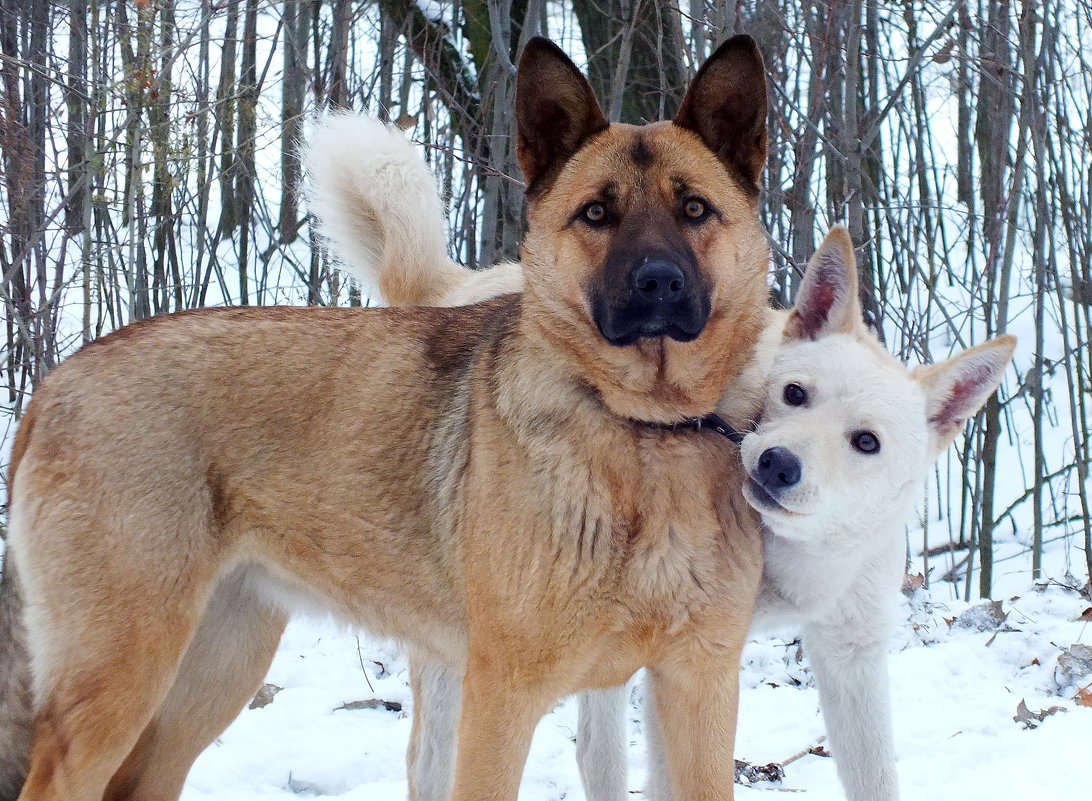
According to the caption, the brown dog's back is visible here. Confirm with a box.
[12,301,529,653]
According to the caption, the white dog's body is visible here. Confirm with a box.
[305,116,1014,801]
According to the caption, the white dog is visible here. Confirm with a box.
[305,115,1015,801]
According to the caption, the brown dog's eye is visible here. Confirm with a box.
[581,202,609,226]
[852,431,881,454]
[783,383,807,406]
[683,197,708,221]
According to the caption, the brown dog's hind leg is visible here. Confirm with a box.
[16,581,212,801]
[104,570,288,801]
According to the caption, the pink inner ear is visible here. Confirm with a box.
[795,273,840,340]
[929,364,996,427]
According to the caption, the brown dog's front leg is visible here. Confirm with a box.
[448,654,550,801]
[649,658,741,801]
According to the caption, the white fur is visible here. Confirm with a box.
[304,114,522,307]
[303,120,1013,801]
[407,658,462,801]
[576,688,629,801]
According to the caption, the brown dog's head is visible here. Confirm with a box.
[515,37,771,423]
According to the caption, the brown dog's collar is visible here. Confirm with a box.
[634,412,747,445]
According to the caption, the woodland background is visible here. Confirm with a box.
[0,0,1089,598]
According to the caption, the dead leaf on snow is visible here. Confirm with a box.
[1076,607,1092,622]
[1079,578,1092,602]
[1013,699,1036,727]
[1056,643,1092,688]
[248,682,283,710]
[1013,698,1066,729]
[902,572,925,595]
[734,759,785,785]
[952,599,1008,632]
[1075,684,1092,708]
[336,698,403,712]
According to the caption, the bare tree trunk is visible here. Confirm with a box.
[572,0,688,123]
[66,0,92,343]
[0,0,37,398]
[475,0,538,266]
[746,1,791,301]
[377,7,396,121]
[787,5,839,296]
[151,0,178,314]
[838,0,881,324]
[216,0,240,236]
[193,0,215,308]
[235,0,259,305]
[327,0,351,109]
[1022,0,1048,578]
[975,0,1018,597]
[956,0,974,208]
[280,0,309,245]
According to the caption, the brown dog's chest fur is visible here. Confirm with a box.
[458,422,757,689]
[449,298,760,689]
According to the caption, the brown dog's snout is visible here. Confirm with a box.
[593,255,710,347]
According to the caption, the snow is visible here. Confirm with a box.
[177,583,1091,800]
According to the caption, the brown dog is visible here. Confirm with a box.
[2,37,770,801]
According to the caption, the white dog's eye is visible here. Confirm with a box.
[783,383,807,406]
[852,430,881,454]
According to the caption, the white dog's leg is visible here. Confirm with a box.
[640,678,676,801]
[576,687,629,801]
[408,658,462,801]
[803,615,900,801]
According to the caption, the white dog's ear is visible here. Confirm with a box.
[915,335,1017,452]
[784,226,861,341]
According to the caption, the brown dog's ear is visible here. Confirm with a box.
[515,37,608,195]
[915,335,1016,452]
[674,34,768,191]
[784,226,861,341]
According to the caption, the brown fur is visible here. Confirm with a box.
[4,36,770,801]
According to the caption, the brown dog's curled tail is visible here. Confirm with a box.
[0,549,31,801]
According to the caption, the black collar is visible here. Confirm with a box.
[635,412,747,445]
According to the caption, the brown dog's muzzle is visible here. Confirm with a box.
[592,252,711,347]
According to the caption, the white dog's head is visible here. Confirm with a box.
[741,227,1016,543]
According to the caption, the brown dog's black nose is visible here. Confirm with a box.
[756,447,801,491]
[593,256,709,346]
[632,260,685,302]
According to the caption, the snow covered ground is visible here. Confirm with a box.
[179,580,1091,801]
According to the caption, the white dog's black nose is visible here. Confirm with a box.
[756,447,801,491]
